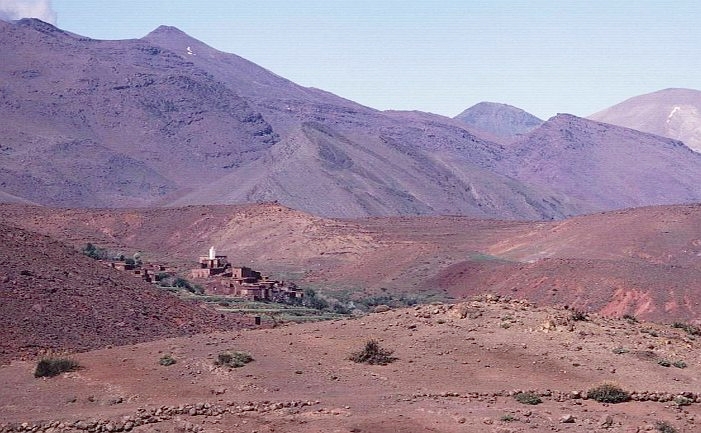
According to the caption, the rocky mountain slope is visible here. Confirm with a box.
[3,19,701,218]
[500,114,701,210]
[0,222,252,364]
[589,88,701,152]
[2,202,701,322]
[453,101,543,142]
[0,18,569,219]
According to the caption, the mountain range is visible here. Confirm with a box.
[2,18,701,218]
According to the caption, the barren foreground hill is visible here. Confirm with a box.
[2,298,701,432]
[2,202,701,321]
[0,223,252,364]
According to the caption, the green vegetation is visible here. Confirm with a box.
[34,357,80,378]
[513,391,542,405]
[215,351,253,368]
[158,276,203,295]
[348,339,396,365]
[158,354,176,366]
[301,288,329,310]
[82,243,108,260]
[587,382,630,403]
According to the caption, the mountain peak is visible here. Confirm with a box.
[146,25,189,37]
[454,101,542,142]
[143,25,199,44]
[589,88,701,152]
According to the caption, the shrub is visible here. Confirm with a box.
[500,414,517,422]
[348,339,396,365]
[671,322,701,336]
[34,357,80,378]
[622,314,637,323]
[673,395,693,407]
[82,243,107,260]
[587,382,630,403]
[302,288,329,310]
[657,359,671,367]
[570,309,588,321]
[655,421,678,433]
[159,354,176,366]
[672,360,687,369]
[215,351,253,368]
[514,391,541,405]
[173,277,204,295]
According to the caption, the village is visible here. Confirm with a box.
[107,246,304,302]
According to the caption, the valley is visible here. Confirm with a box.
[3,15,701,433]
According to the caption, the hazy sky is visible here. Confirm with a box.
[12,1,701,119]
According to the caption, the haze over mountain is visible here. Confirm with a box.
[589,88,701,153]
[500,114,701,210]
[2,19,701,218]
[453,101,543,143]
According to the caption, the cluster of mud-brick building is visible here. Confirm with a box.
[190,247,303,301]
[109,261,170,284]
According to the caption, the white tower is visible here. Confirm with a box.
[208,246,216,260]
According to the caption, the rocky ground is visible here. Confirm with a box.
[2,296,700,432]
[0,223,253,364]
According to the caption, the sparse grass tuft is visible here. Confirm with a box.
[500,414,518,422]
[158,354,176,366]
[655,420,679,433]
[657,359,671,367]
[513,391,542,405]
[587,382,630,403]
[348,339,397,365]
[215,351,253,368]
[671,322,701,336]
[672,360,687,369]
[34,357,80,378]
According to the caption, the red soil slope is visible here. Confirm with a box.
[0,223,252,364]
[2,203,701,322]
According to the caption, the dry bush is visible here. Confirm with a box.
[348,339,396,365]
[34,357,80,378]
[215,351,253,368]
[587,382,630,403]
[513,391,542,405]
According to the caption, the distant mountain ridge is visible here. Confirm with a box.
[453,101,543,142]
[589,88,701,152]
[2,19,701,218]
[501,114,701,210]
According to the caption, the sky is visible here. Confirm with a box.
[3,0,701,119]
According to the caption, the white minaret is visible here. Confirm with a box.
[208,246,216,260]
